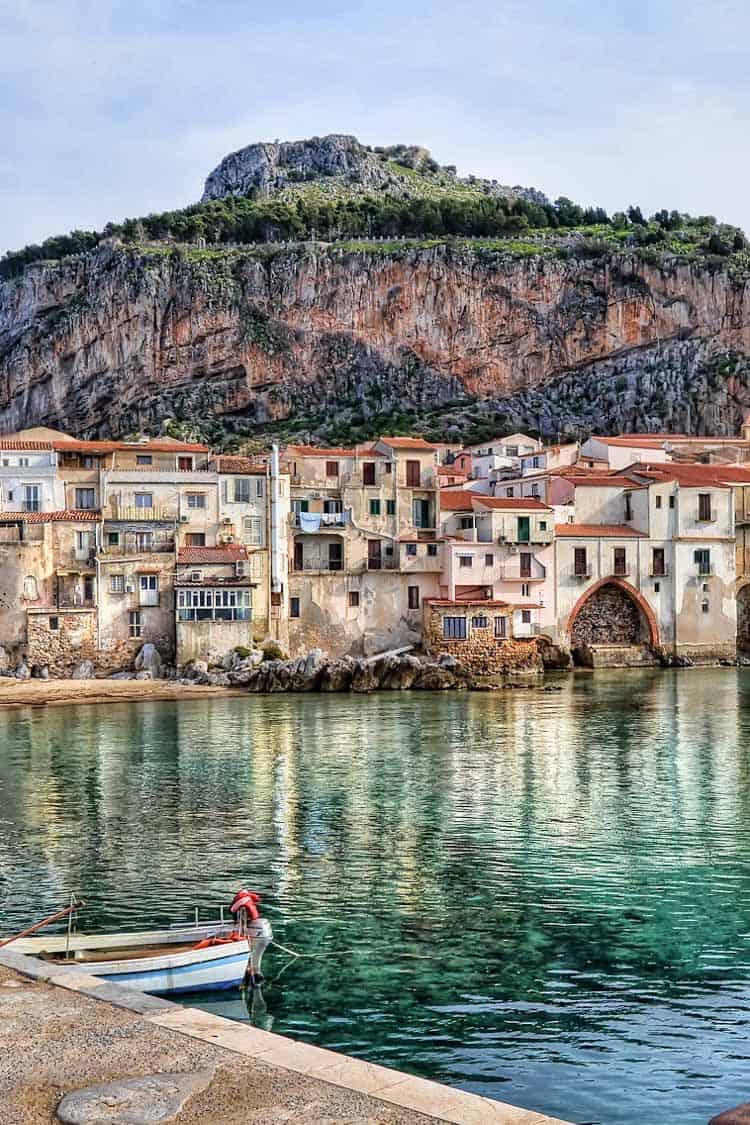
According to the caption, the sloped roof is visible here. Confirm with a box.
[213,456,267,475]
[377,436,438,450]
[555,523,646,538]
[474,496,552,511]
[10,510,102,523]
[54,439,208,453]
[285,445,357,458]
[0,440,54,451]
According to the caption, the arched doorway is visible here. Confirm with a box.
[567,578,658,664]
[737,584,750,651]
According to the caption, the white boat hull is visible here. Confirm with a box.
[12,918,273,996]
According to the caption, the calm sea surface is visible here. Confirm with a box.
[2,671,750,1125]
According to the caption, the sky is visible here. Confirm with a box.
[3,0,750,253]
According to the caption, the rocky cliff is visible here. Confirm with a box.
[2,239,750,442]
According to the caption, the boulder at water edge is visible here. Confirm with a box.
[14,662,31,680]
[135,642,162,677]
[71,660,95,679]
[709,1104,750,1124]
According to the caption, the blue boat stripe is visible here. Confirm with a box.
[100,950,250,983]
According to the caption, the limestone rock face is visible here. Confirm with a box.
[3,242,750,441]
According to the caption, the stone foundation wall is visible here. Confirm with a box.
[423,603,542,674]
[26,610,172,676]
[575,644,660,669]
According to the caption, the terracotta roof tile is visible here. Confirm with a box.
[555,523,646,538]
[213,455,267,474]
[473,496,552,511]
[0,440,54,450]
[377,436,438,450]
[53,439,208,453]
[7,509,102,523]
[284,445,358,458]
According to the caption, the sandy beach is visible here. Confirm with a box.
[0,679,241,709]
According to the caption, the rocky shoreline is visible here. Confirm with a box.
[1,641,748,698]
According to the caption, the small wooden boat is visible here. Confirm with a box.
[7,889,273,996]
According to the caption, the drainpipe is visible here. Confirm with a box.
[270,443,282,606]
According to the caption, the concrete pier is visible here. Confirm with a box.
[0,949,571,1125]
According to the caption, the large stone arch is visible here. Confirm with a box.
[567,577,660,649]
[737,580,750,652]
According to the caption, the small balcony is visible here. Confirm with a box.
[573,568,593,580]
[104,504,178,522]
[100,537,175,556]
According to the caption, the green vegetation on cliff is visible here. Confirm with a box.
[3,185,746,281]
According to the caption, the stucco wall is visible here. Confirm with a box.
[176,618,254,663]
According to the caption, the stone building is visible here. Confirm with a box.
[282,438,443,657]
[174,544,255,664]
[554,467,737,665]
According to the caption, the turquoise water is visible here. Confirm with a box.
[2,672,750,1124]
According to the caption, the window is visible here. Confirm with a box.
[613,547,627,576]
[362,462,376,486]
[408,586,420,609]
[49,616,59,631]
[369,498,381,516]
[23,575,38,600]
[443,616,467,639]
[139,574,159,605]
[243,516,262,545]
[178,456,194,471]
[234,478,252,503]
[406,461,421,487]
[23,485,40,512]
[75,530,92,555]
[290,597,300,618]
[348,591,360,607]
[506,487,514,498]
[539,521,547,531]
[18,457,29,467]
[184,532,206,547]
[129,610,142,638]
[386,499,396,516]
[136,454,153,466]
[459,555,473,567]
[255,478,264,498]
[107,531,120,546]
[530,485,540,498]
[405,543,417,557]
[574,547,588,577]
[385,546,394,556]
[472,615,488,628]
[75,488,96,509]
[702,599,710,614]
[521,609,532,624]
[323,499,342,514]
[427,544,438,557]
[698,493,712,521]
[624,493,633,521]
[521,583,531,597]
[177,588,251,621]
[110,574,125,593]
[460,516,474,530]
[384,462,392,475]
[669,495,675,509]
[494,616,508,639]
[135,531,153,550]
[189,570,202,582]
[485,553,494,566]
[134,492,153,509]
[652,548,665,577]
[520,552,532,578]
[694,548,711,575]
[186,493,205,509]
[325,461,339,478]
[291,499,309,515]
[655,495,662,510]
[654,582,660,594]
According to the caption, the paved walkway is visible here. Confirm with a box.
[0,952,571,1125]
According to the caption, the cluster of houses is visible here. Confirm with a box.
[2,421,750,676]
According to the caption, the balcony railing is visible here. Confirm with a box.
[573,568,593,580]
[57,598,96,610]
[100,539,175,556]
[650,566,669,578]
[294,559,344,572]
[104,504,178,521]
